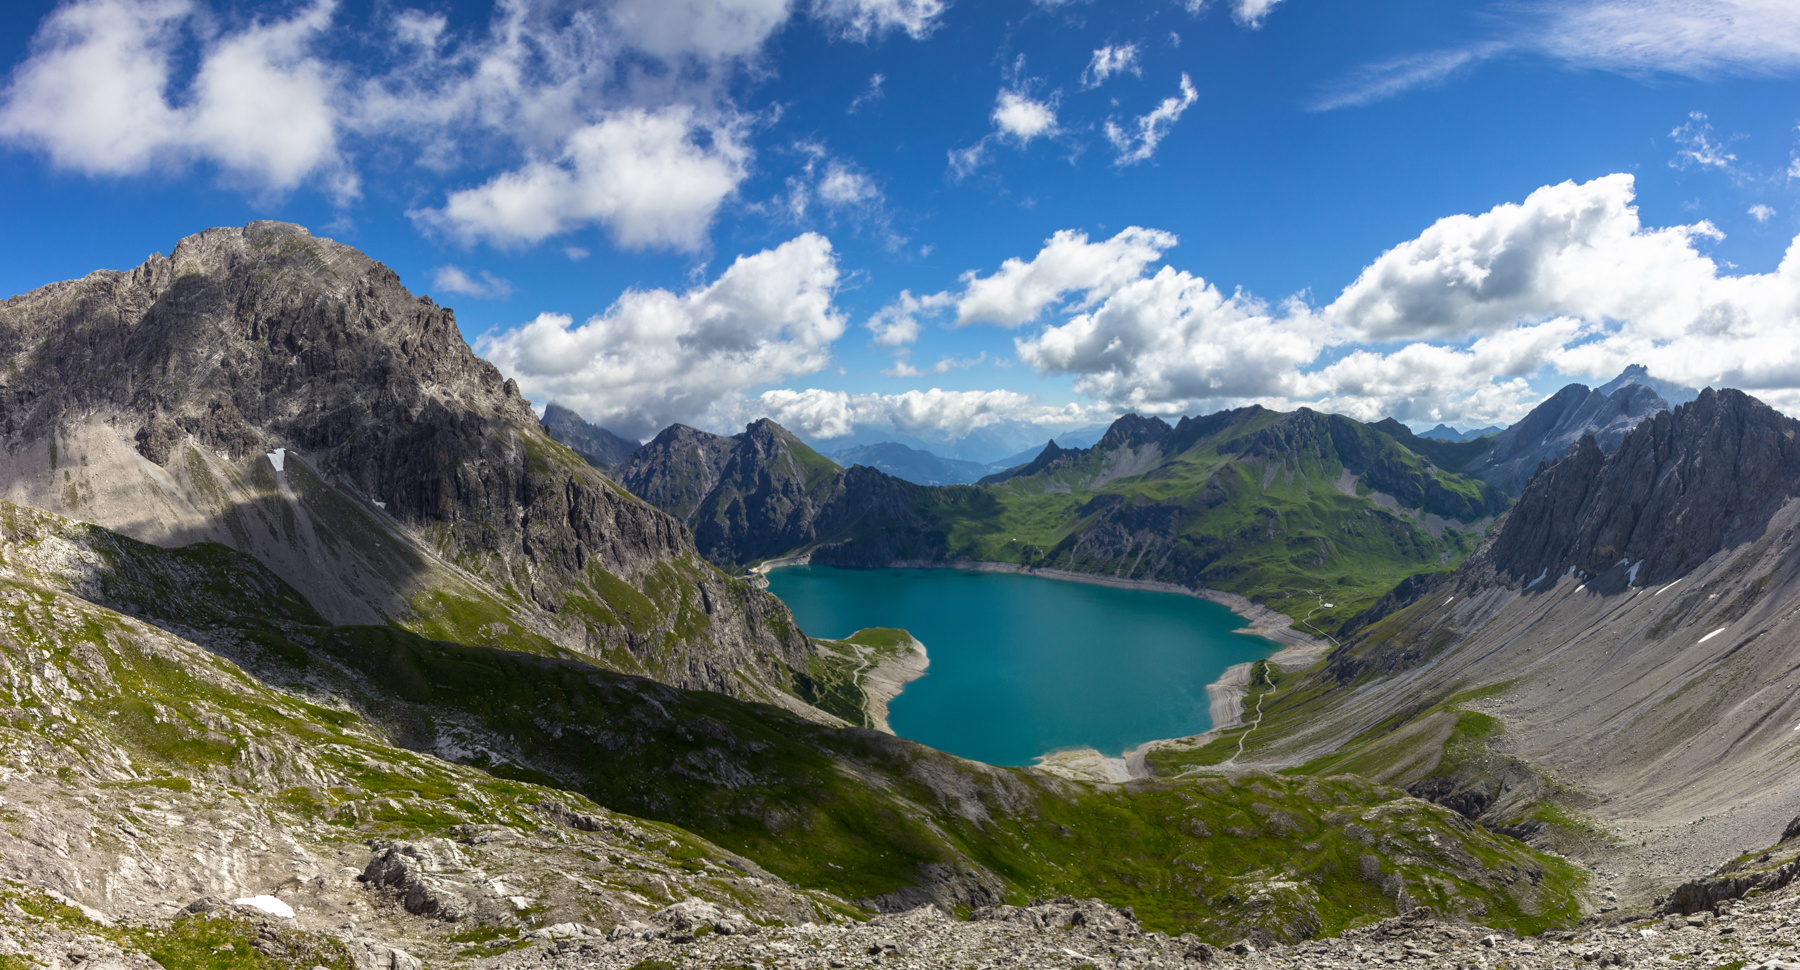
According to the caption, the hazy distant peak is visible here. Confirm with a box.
[1596,363,1699,407]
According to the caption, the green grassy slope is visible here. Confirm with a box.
[828,408,1509,633]
[263,623,1584,941]
[4,500,1583,945]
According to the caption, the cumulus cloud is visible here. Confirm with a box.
[955,226,1178,326]
[1325,174,1734,343]
[995,174,1800,426]
[432,266,515,298]
[992,90,1058,143]
[754,387,1093,439]
[477,234,845,438]
[413,108,749,251]
[811,0,947,41]
[0,0,350,197]
[1231,0,1283,29]
[1017,271,1331,408]
[1751,204,1777,222]
[3,0,940,246]
[1322,174,1800,406]
[867,289,953,346]
[1082,43,1142,88]
[1104,74,1197,165]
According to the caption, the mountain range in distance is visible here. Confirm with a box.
[3,222,1792,968]
[544,364,1691,495]
[1418,423,1504,442]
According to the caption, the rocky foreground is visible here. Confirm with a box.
[12,879,1800,970]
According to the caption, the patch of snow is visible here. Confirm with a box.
[266,448,286,472]
[1627,561,1641,585]
[233,895,294,919]
[1443,596,1455,606]
[1526,568,1549,589]
[374,501,386,509]
[1699,628,1727,644]
[1656,578,1682,596]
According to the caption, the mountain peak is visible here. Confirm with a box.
[1595,363,1699,407]
[1488,386,1800,588]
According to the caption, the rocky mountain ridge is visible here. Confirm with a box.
[617,405,1510,630]
[1147,386,1800,910]
[539,403,640,469]
[0,222,811,703]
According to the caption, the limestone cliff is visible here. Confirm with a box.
[0,221,811,701]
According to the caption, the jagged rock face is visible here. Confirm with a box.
[0,222,811,700]
[541,403,641,469]
[1464,381,1673,494]
[617,419,940,568]
[1486,388,1800,588]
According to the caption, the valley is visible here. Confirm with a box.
[0,220,1778,969]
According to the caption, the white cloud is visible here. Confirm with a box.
[1082,44,1142,88]
[1751,204,1777,222]
[867,289,953,346]
[947,142,989,181]
[848,73,885,113]
[1232,0,1283,28]
[1326,174,1734,343]
[413,107,749,251]
[1017,270,1332,407]
[1669,111,1737,170]
[992,90,1058,144]
[1320,1,1800,110]
[818,162,880,206]
[755,387,1092,439]
[932,351,988,373]
[1310,46,1503,111]
[1104,74,1197,165]
[811,0,947,40]
[609,0,792,61]
[477,234,845,438]
[3,0,940,248]
[1540,0,1800,77]
[967,173,1800,427]
[955,226,1178,326]
[0,0,350,197]
[432,266,514,298]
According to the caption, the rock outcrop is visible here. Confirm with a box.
[1483,388,1800,589]
[0,222,810,700]
[541,403,641,469]
[1446,365,1697,495]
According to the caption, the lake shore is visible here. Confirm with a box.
[764,556,1335,777]
[861,636,929,735]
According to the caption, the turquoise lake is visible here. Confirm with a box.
[764,566,1279,766]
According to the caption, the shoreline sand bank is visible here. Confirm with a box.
[762,557,1338,782]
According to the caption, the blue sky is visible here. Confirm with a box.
[2,0,1798,446]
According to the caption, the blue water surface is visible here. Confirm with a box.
[763,566,1279,766]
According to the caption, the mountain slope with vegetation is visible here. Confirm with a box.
[0,496,1585,956]
[619,407,1511,632]
[1142,388,1800,905]
[0,222,812,706]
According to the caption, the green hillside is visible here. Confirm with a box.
[821,407,1509,633]
[0,498,1581,947]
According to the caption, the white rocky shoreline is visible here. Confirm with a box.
[757,555,1333,782]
